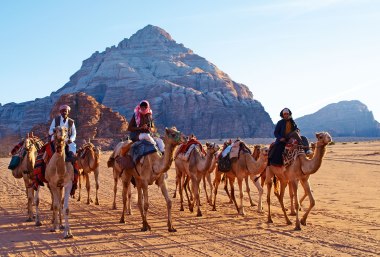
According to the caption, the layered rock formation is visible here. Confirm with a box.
[0,25,273,141]
[296,100,380,137]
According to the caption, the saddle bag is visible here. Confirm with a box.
[218,154,232,172]
[8,155,21,170]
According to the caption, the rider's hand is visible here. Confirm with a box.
[67,139,73,144]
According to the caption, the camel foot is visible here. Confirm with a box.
[119,218,125,224]
[126,211,132,215]
[180,207,184,211]
[59,225,65,230]
[77,197,81,202]
[172,193,176,198]
[26,217,33,222]
[86,200,90,205]
[189,207,194,213]
[300,218,307,226]
[35,221,42,226]
[168,227,177,232]
[112,204,117,210]
[196,210,202,217]
[286,220,292,225]
[289,212,296,216]
[228,200,233,204]
[64,233,73,239]
[95,199,99,205]
[294,225,301,231]
[212,207,217,211]
[267,218,273,223]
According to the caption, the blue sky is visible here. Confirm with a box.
[1,0,379,122]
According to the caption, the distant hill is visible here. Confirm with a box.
[295,100,380,138]
[0,24,273,140]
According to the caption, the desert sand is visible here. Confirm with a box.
[1,140,379,256]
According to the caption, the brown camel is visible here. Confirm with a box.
[120,127,187,232]
[107,139,133,222]
[77,141,101,205]
[224,144,266,208]
[212,146,269,215]
[265,132,332,230]
[11,133,37,222]
[176,142,220,216]
[40,126,74,238]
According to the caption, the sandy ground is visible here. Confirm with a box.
[1,140,379,256]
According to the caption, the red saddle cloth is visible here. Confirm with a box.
[175,138,205,159]
[32,142,54,189]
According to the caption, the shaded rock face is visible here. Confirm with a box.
[296,100,380,138]
[30,92,129,150]
[0,24,274,141]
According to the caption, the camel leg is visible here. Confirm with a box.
[223,174,233,203]
[136,185,146,231]
[289,180,301,230]
[119,177,131,223]
[278,180,292,225]
[63,181,73,238]
[237,178,245,215]
[94,167,100,205]
[159,177,176,232]
[202,175,208,206]
[245,176,255,207]
[141,185,151,231]
[112,168,118,210]
[23,177,34,222]
[126,183,132,215]
[205,172,213,205]
[58,187,64,230]
[34,187,42,226]
[266,167,274,223]
[299,184,309,206]
[212,171,222,211]
[85,174,92,204]
[289,183,296,216]
[50,187,60,232]
[178,172,185,211]
[229,177,240,214]
[251,175,264,212]
[191,176,202,217]
[300,179,315,226]
[77,173,82,202]
[183,176,193,212]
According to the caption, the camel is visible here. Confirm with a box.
[77,141,101,205]
[265,132,332,230]
[120,127,187,232]
[212,145,269,215]
[38,126,74,238]
[10,133,37,222]
[107,139,133,223]
[223,144,266,208]
[176,142,220,216]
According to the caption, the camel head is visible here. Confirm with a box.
[164,127,187,146]
[23,134,36,153]
[315,132,332,147]
[205,142,220,155]
[53,126,68,153]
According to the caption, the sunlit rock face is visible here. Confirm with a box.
[0,25,274,140]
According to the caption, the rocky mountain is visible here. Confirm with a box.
[295,100,380,138]
[0,24,273,140]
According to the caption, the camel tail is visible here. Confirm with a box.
[273,175,280,196]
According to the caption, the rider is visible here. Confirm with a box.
[127,100,165,153]
[269,108,312,165]
[48,104,79,195]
